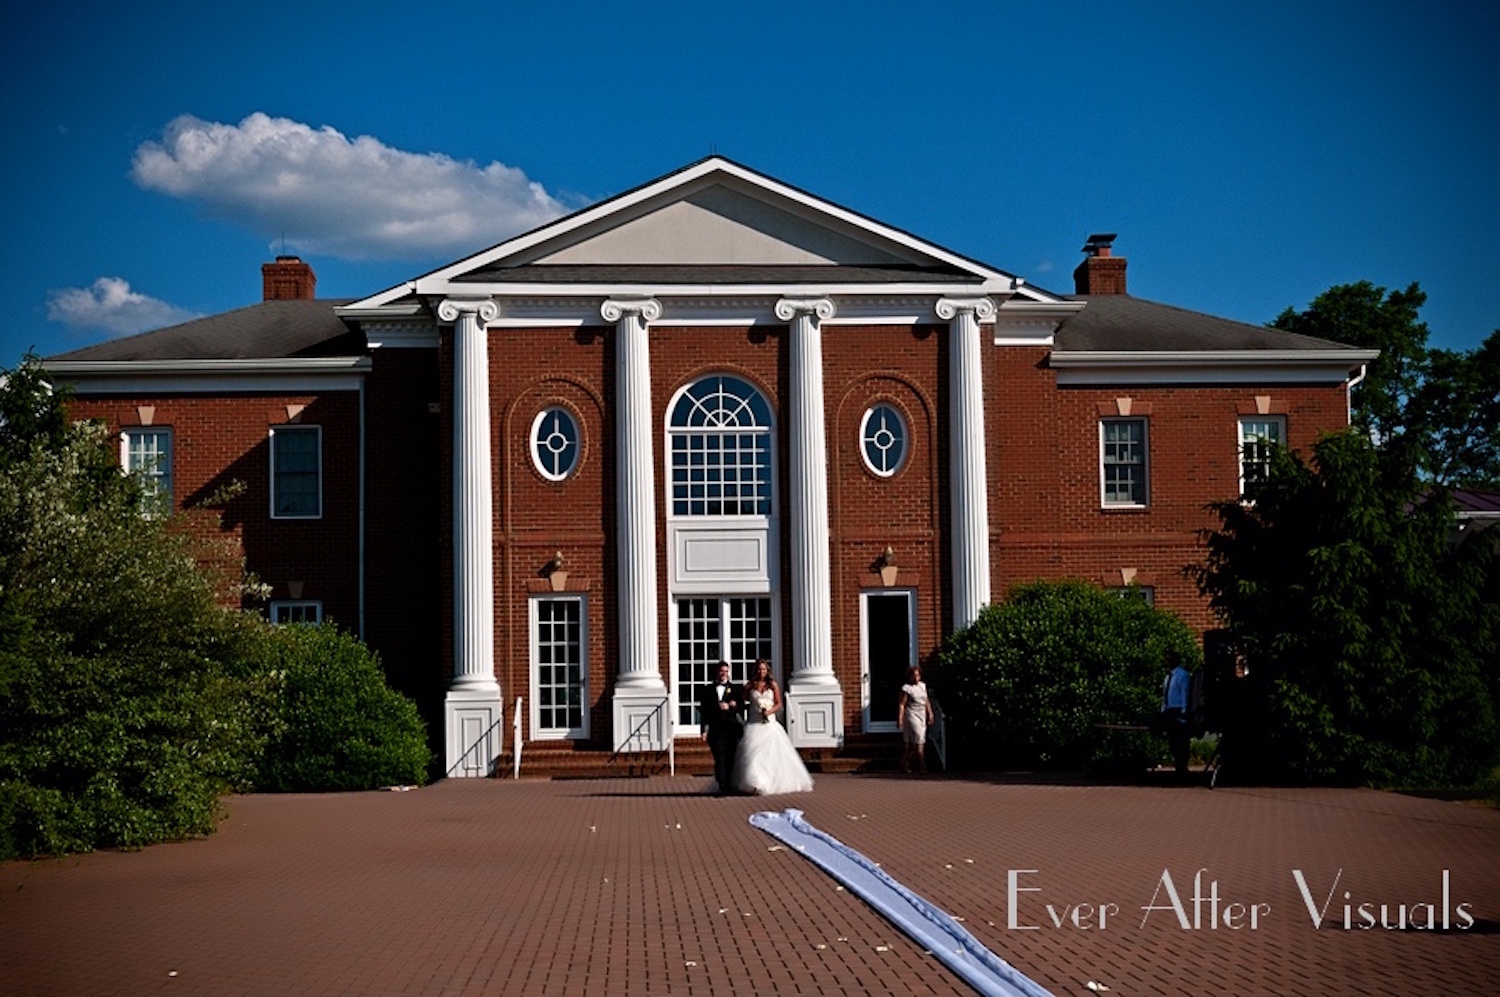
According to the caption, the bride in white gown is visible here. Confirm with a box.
[732,660,814,796]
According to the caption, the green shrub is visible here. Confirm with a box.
[930,580,1199,771]
[0,390,272,858]
[255,624,431,792]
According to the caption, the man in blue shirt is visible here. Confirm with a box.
[1161,649,1194,776]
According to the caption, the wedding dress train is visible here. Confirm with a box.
[732,689,814,795]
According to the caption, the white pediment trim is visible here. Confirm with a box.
[348,158,1066,310]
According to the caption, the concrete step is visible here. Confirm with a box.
[495,737,906,780]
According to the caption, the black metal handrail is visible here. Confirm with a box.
[607,697,674,774]
[446,714,506,779]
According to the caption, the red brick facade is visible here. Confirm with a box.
[49,159,1370,760]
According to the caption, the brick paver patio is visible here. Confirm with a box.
[3,774,1497,995]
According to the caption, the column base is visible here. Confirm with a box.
[445,684,505,778]
[612,680,672,753]
[786,682,844,748]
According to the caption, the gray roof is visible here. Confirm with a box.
[454,263,978,284]
[46,299,361,362]
[43,290,1369,366]
[1055,295,1362,353]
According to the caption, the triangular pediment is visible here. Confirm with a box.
[349,158,1039,309]
[529,183,916,267]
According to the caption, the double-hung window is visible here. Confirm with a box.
[122,428,172,516]
[1100,418,1148,507]
[271,425,321,518]
[1239,417,1285,499]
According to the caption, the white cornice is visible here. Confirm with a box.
[412,278,1009,298]
[45,357,371,394]
[430,291,1013,329]
[1049,349,1379,386]
[361,321,439,349]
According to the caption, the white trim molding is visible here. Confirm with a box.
[1050,349,1380,386]
[45,357,370,394]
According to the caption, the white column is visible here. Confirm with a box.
[602,297,670,751]
[439,296,504,777]
[775,297,843,748]
[937,296,997,631]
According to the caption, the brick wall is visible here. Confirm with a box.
[67,391,362,628]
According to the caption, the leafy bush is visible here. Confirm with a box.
[1,356,431,859]
[0,405,268,857]
[930,580,1199,771]
[254,624,431,792]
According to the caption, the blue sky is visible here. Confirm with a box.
[4,0,1496,366]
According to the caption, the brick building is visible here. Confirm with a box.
[46,158,1375,773]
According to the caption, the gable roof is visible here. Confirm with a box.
[346,156,1056,311]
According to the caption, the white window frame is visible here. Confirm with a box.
[666,375,775,519]
[671,595,777,735]
[270,600,323,624]
[1110,585,1155,606]
[1100,417,1149,508]
[530,406,581,481]
[121,427,172,516]
[270,425,322,519]
[1238,416,1286,499]
[859,403,909,478]
[530,594,589,740]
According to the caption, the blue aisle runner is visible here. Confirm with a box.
[749,809,1054,997]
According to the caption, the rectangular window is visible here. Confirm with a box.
[271,600,323,624]
[122,428,172,515]
[1111,585,1155,606]
[1100,418,1148,507]
[531,596,588,738]
[1239,417,1285,498]
[271,425,321,518]
[675,596,773,729]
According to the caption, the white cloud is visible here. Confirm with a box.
[46,277,201,337]
[131,113,570,259]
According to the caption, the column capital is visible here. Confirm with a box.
[437,297,500,325]
[775,297,836,322]
[935,296,997,322]
[600,297,662,323]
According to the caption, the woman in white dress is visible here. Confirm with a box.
[732,660,814,795]
[899,665,934,774]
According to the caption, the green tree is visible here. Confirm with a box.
[0,355,431,859]
[1274,282,1500,488]
[1191,430,1498,786]
[0,361,269,857]
[930,580,1199,772]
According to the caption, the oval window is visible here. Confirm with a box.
[531,407,580,481]
[859,404,907,477]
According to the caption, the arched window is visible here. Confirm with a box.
[859,404,908,477]
[668,375,773,516]
[531,407,580,481]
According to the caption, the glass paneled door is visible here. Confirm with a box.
[675,596,773,731]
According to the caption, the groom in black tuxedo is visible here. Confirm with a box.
[697,661,744,794]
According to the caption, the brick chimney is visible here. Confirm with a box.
[1073,233,1127,295]
[261,255,317,301]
